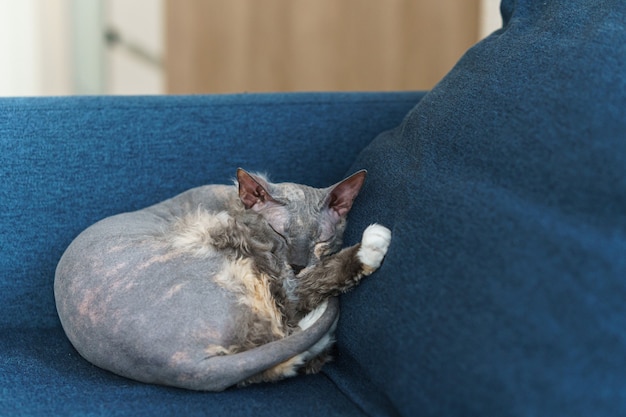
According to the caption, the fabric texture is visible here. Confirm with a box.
[339,1,626,416]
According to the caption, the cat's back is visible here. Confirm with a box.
[54,183,248,384]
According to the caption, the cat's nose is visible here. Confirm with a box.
[290,264,305,275]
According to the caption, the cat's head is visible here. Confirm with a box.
[236,168,367,273]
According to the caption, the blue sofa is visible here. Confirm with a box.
[2,0,625,416]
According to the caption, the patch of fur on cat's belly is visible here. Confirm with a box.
[167,209,284,326]
[213,258,286,341]
[164,209,301,368]
[167,209,232,256]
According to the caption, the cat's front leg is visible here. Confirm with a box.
[294,224,391,313]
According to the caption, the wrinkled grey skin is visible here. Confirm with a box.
[54,174,353,391]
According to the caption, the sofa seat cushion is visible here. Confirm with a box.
[0,327,367,416]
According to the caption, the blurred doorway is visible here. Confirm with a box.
[166,0,483,94]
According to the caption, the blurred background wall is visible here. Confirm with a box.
[0,0,501,96]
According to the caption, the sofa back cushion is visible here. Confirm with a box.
[338,1,626,415]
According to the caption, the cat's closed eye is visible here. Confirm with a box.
[266,224,289,245]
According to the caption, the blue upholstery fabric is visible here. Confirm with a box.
[2,0,626,415]
[0,92,422,416]
[339,1,626,416]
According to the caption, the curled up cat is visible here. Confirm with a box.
[54,168,391,391]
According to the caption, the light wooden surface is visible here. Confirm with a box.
[166,0,480,94]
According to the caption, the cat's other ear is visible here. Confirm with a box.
[237,168,280,210]
[325,170,367,219]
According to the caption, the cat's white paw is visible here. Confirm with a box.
[357,224,391,272]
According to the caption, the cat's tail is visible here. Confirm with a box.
[174,297,340,391]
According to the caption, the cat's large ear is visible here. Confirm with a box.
[237,168,280,210]
[324,170,367,219]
